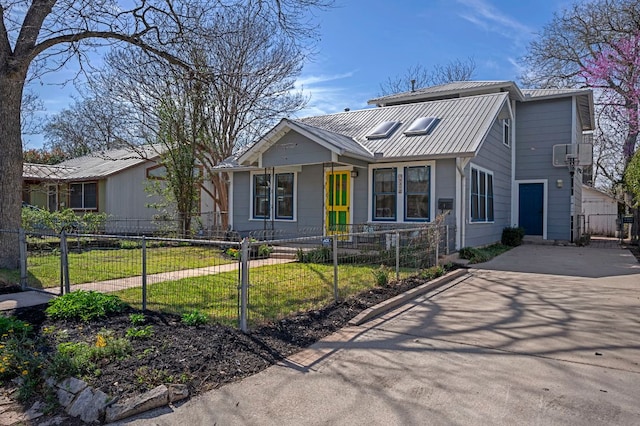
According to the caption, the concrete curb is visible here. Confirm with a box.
[348,268,469,326]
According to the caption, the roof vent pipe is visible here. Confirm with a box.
[411,79,416,92]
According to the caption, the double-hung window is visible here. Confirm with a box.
[69,182,97,210]
[371,163,432,222]
[470,166,494,222]
[253,174,271,219]
[252,172,295,220]
[404,166,430,221]
[373,168,397,220]
[275,173,294,219]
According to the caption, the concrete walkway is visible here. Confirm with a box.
[119,244,640,425]
[0,257,295,311]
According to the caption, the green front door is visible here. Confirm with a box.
[325,171,350,237]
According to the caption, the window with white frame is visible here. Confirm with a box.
[470,166,494,222]
[69,182,97,210]
[251,172,295,220]
[372,164,432,222]
[404,166,430,221]
[275,173,294,219]
[373,168,397,220]
[503,118,511,147]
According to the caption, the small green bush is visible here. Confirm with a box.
[371,265,390,286]
[51,331,132,380]
[129,313,146,326]
[257,244,273,258]
[45,290,126,322]
[296,246,332,263]
[0,316,32,338]
[181,310,208,326]
[126,325,154,339]
[420,265,446,280]
[501,227,525,247]
[459,244,511,263]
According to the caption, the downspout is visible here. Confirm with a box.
[455,158,466,249]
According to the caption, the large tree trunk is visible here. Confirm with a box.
[0,75,25,268]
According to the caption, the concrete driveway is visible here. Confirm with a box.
[119,245,640,426]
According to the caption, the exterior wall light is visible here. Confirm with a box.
[556,179,563,188]
[351,170,359,178]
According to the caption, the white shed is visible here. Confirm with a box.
[581,185,619,236]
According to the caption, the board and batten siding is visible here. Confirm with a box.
[104,162,165,221]
[464,118,512,247]
[516,97,573,240]
[261,131,334,168]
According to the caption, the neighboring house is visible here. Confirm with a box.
[22,146,218,234]
[581,185,620,236]
[219,81,594,249]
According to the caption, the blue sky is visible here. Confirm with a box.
[25,0,570,149]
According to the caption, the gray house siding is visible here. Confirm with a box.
[464,118,512,247]
[351,171,368,224]
[261,131,333,167]
[434,159,457,228]
[516,97,573,240]
[231,166,322,235]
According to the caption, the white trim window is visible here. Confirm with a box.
[503,118,511,147]
[252,174,271,219]
[372,168,397,220]
[69,182,97,210]
[370,161,434,223]
[404,165,431,221]
[250,171,296,221]
[470,166,494,222]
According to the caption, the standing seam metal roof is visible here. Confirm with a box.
[295,92,509,160]
[23,145,163,181]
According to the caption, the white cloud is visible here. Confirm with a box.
[294,70,371,117]
[457,0,534,43]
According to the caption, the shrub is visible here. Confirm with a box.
[371,265,390,286]
[257,244,273,258]
[296,246,332,263]
[225,247,239,259]
[126,325,154,339]
[50,330,132,379]
[420,265,446,280]
[0,316,48,402]
[501,227,525,247]
[45,290,126,322]
[181,310,208,326]
[459,244,511,264]
[129,313,146,325]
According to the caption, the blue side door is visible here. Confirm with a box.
[519,183,544,236]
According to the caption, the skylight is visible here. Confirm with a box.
[404,117,438,136]
[366,121,400,139]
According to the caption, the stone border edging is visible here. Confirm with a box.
[348,268,468,326]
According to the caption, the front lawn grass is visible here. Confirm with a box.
[19,246,233,289]
[114,262,417,326]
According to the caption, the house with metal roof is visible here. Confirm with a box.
[221,80,594,249]
[22,145,219,234]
